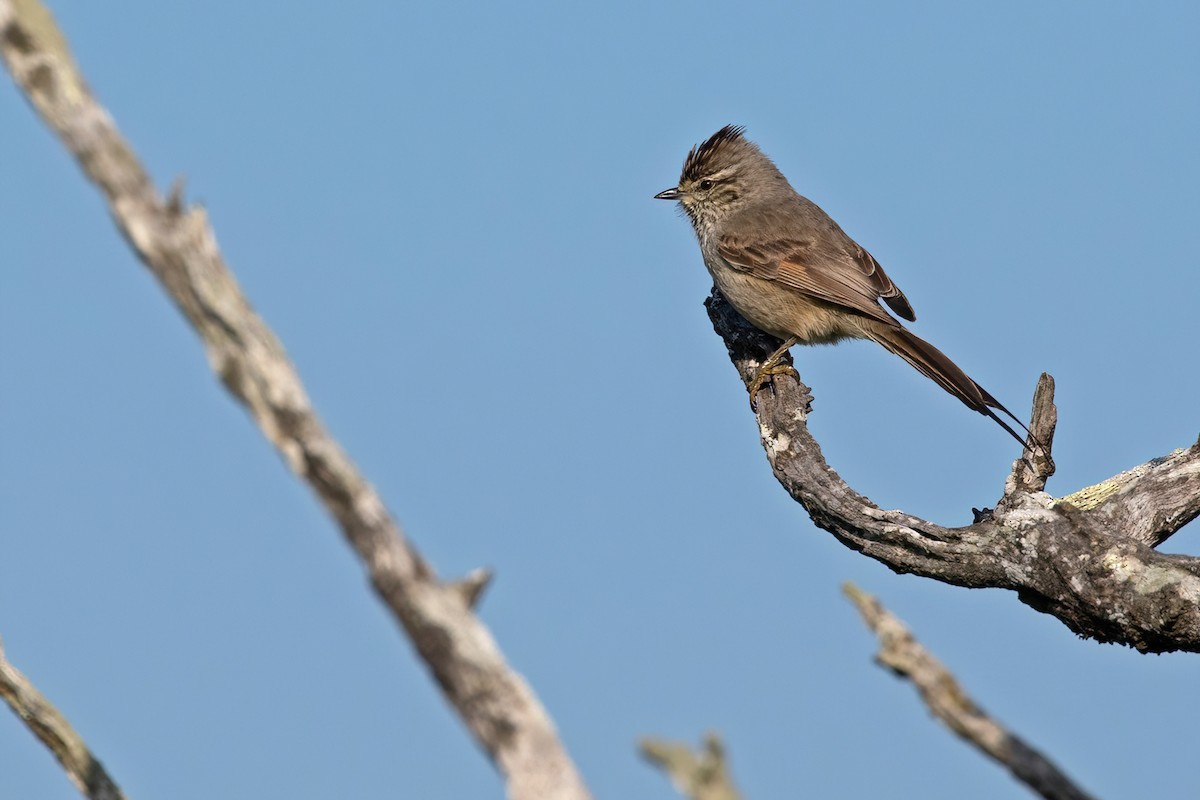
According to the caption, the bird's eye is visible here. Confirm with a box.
[699,179,714,190]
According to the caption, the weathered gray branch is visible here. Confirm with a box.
[0,3,590,798]
[844,584,1096,800]
[707,291,1200,653]
[1056,446,1200,548]
[0,637,127,800]
[1004,372,1058,497]
[640,733,742,800]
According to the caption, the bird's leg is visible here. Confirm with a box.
[748,336,800,410]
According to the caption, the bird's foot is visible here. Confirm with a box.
[748,363,801,410]
[748,337,800,411]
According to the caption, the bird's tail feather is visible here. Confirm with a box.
[868,324,1035,451]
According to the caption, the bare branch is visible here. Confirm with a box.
[1057,443,1200,548]
[0,3,589,797]
[707,291,1200,653]
[1005,373,1058,497]
[0,637,128,800]
[844,583,1096,800]
[640,733,742,800]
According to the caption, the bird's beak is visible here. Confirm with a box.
[654,187,682,201]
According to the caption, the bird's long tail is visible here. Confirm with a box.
[867,324,1036,451]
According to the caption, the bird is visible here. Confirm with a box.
[655,124,1035,450]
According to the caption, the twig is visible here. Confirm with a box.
[0,637,128,800]
[1005,372,1058,497]
[843,584,1097,800]
[640,732,742,800]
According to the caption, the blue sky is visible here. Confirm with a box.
[2,1,1198,798]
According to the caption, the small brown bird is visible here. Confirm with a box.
[655,125,1033,448]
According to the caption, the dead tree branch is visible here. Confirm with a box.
[0,637,127,800]
[640,733,742,800]
[707,291,1200,653]
[0,2,589,798]
[844,583,1096,800]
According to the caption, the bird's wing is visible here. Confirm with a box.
[717,233,916,323]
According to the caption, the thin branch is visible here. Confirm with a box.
[707,291,1200,653]
[843,583,1096,800]
[0,3,590,798]
[639,733,742,800]
[0,637,128,800]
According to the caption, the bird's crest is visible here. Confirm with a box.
[682,125,748,182]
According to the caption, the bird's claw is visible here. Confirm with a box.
[748,363,801,411]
